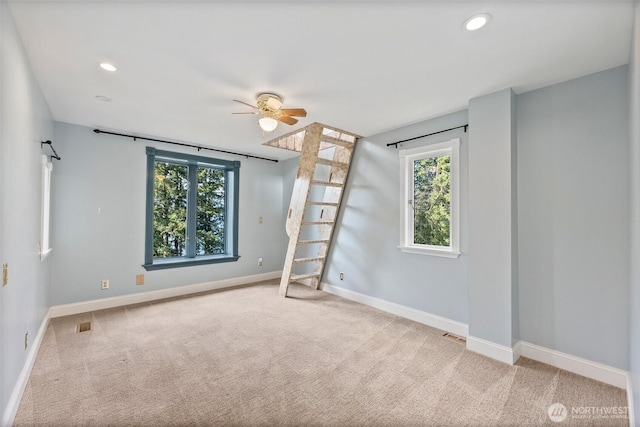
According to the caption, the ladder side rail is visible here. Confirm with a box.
[309,143,356,289]
[279,124,323,296]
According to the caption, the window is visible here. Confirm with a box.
[40,155,53,260]
[399,138,460,258]
[143,147,240,270]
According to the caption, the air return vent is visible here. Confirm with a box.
[442,332,466,343]
[77,322,91,333]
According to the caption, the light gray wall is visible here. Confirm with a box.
[468,89,518,348]
[323,111,469,324]
[629,0,640,420]
[50,122,287,305]
[518,66,630,370]
[0,3,54,422]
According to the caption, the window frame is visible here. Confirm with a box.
[398,138,460,258]
[143,147,240,271]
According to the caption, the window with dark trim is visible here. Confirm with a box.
[143,147,240,270]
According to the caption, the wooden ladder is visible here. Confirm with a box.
[263,123,360,297]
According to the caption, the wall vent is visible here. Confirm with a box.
[442,332,466,343]
[77,322,91,333]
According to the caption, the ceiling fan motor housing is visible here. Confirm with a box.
[256,93,283,113]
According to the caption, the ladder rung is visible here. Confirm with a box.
[297,239,330,245]
[316,158,349,168]
[290,273,320,282]
[321,135,356,148]
[293,257,326,263]
[302,221,334,225]
[307,201,339,207]
[311,180,343,188]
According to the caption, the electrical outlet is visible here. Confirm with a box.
[339,272,344,281]
[136,274,144,286]
[258,257,263,267]
[258,216,263,224]
[24,332,28,350]
[101,279,109,290]
[2,263,7,286]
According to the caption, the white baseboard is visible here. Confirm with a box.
[1,308,51,427]
[512,340,522,362]
[50,271,281,318]
[626,373,635,427]
[466,338,628,389]
[466,335,519,365]
[519,341,628,389]
[320,282,468,338]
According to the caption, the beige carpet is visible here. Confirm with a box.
[14,280,628,426]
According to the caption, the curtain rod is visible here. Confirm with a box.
[387,124,468,148]
[41,140,61,161]
[93,129,279,163]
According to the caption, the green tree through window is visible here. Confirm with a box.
[196,167,225,255]
[153,162,188,258]
[144,147,240,270]
[413,155,451,246]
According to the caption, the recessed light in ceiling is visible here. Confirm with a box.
[464,14,491,31]
[99,62,117,72]
[95,95,112,102]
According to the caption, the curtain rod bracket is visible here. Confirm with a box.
[40,140,61,161]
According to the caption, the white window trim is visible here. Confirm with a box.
[398,138,460,258]
[40,155,53,260]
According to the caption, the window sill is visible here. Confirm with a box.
[142,254,240,271]
[398,245,461,259]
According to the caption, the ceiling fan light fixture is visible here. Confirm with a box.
[259,117,278,132]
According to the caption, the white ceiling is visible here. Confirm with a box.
[8,1,634,160]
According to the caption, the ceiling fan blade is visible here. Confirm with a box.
[232,99,258,109]
[280,108,307,117]
[232,112,260,115]
[277,115,298,125]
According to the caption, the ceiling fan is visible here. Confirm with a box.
[233,93,307,132]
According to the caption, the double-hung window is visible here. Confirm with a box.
[143,147,240,270]
[399,138,460,258]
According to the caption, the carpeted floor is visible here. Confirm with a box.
[14,280,628,426]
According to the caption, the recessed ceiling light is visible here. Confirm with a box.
[99,62,117,72]
[464,13,491,31]
[95,95,112,102]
